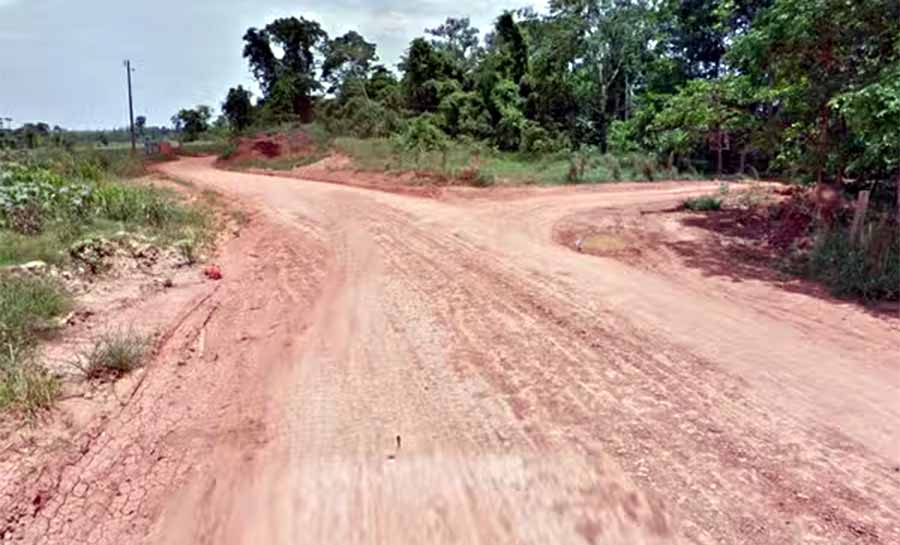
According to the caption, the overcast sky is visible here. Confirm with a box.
[0,0,549,130]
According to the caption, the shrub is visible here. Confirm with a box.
[683,196,723,211]
[74,329,150,379]
[458,167,495,187]
[400,115,448,159]
[806,221,899,302]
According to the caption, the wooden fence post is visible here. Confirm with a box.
[850,190,871,244]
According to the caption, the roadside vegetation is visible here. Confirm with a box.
[72,329,150,380]
[200,1,898,304]
[0,148,212,416]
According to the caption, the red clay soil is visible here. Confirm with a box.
[223,132,316,163]
[239,153,447,198]
[2,158,898,545]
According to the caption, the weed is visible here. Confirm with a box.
[0,348,60,417]
[0,276,68,415]
[73,330,150,379]
[175,234,200,265]
[0,276,69,347]
[683,196,723,211]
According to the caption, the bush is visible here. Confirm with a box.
[806,221,899,302]
[400,115,448,157]
[683,196,723,211]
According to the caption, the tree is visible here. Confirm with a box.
[222,86,254,132]
[135,116,147,137]
[243,17,328,121]
[171,105,212,142]
[427,17,483,72]
[661,0,773,80]
[400,38,459,113]
[729,0,900,183]
[321,31,377,97]
[546,0,657,147]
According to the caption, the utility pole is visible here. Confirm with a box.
[124,60,136,153]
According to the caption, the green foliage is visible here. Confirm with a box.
[222,86,255,132]
[74,329,149,379]
[93,184,179,227]
[321,31,378,94]
[0,275,69,348]
[399,115,448,156]
[682,195,723,211]
[0,163,94,233]
[243,17,327,121]
[806,221,899,302]
[171,106,212,142]
[319,96,405,139]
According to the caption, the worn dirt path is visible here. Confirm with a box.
[4,157,898,545]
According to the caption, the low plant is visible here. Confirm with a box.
[0,349,60,416]
[0,276,69,415]
[806,219,899,302]
[683,195,723,211]
[73,329,150,379]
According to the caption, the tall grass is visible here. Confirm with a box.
[0,275,70,415]
[332,137,702,185]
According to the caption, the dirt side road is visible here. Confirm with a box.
[4,157,898,545]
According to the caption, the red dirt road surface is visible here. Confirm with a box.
[3,157,898,544]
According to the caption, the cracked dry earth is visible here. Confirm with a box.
[2,156,899,545]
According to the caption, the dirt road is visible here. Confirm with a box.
[5,157,898,544]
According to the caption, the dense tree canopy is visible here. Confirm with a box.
[206,1,899,190]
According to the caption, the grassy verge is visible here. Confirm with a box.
[0,151,213,416]
[224,152,328,171]
[0,275,70,415]
[333,137,705,185]
[806,219,899,303]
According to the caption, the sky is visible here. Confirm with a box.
[0,0,549,130]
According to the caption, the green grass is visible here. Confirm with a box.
[73,329,149,379]
[332,137,703,185]
[0,275,69,347]
[226,152,328,171]
[0,275,70,415]
[0,153,214,415]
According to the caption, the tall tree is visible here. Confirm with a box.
[242,17,328,121]
[729,0,900,183]
[222,86,255,132]
[171,106,212,142]
[321,31,378,97]
[427,17,483,72]
[547,0,657,147]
